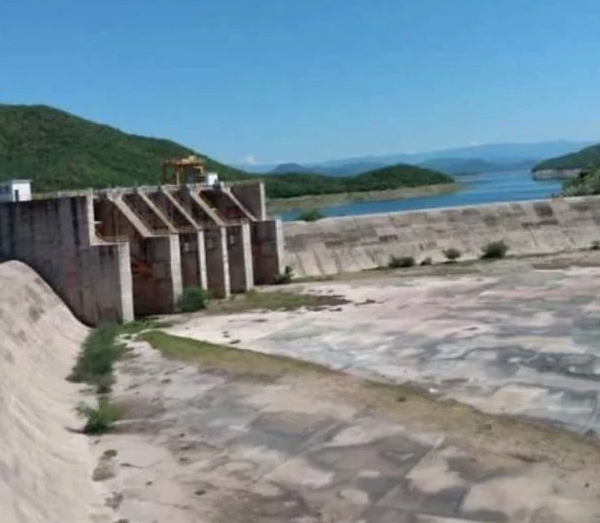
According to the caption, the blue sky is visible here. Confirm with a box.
[2,0,599,165]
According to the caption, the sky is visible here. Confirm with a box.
[1,0,599,165]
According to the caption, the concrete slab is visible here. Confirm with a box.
[166,265,600,436]
[99,339,600,523]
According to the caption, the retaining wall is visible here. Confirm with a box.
[0,195,134,324]
[0,260,111,522]
[283,196,600,277]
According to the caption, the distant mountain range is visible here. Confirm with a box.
[532,142,600,172]
[418,158,539,176]
[0,104,453,199]
[267,160,386,176]
[240,140,595,177]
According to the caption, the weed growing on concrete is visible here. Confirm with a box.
[443,247,462,262]
[139,330,333,379]
[419,257,433,266]
[298,208,324,222]
[591,240,600,251]
[207,288,349,314]
[117,318,174,336]
[481,240,509,260]
[76,397,123,435]
[274,265,294,285]
[67,324,125,394]
[388,255,415,268]
[178,286,209,312]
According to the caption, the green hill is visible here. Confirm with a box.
[560,167,600,196]
[0,104,453,198]
[532,142,600,172]
[263,164,454,199]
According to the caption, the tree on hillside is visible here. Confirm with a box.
[0,103,454,198]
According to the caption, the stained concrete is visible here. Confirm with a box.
[0,195,134,324]
[1,180,284,323]
[0,261,113,523]
[283,195,600,277]
[166,264,600,437]
[96,338,600,523]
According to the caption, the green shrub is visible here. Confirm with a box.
[298,208,324,222]
[443,247,462,262]
[419,257,433,266]
[591,240,600,251]
[274,265,294,285]
[76,397,122,435]
[67,324,124,393]
[389,255,415,268]
[481,240,509,260]
[178,286,209,312]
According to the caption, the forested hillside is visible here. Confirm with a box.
[533,143,600,171]
[0,104,453,198]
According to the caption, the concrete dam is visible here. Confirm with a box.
[0,176,284,325]
[2,156,600,323]
[0,260,110,523]
[283,196,600,277]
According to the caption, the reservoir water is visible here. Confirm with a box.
[278,170,563,221]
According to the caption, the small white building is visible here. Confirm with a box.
[0,179,32,203]
[205,172,219,186]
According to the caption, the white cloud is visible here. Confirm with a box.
[241,154,258,165]
[469,141,480,146]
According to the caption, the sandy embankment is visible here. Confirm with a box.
[0,261,111,523]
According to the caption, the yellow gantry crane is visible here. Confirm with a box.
[161,155,207,185]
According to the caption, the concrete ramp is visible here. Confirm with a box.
[187,190,226,226]
[0,261,108,523]
[283,196,600,277]
[136,192,178,233]
[222,187,256,221]
[106,193,154,238]
[158,188,202,228]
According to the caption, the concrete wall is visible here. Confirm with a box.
[132,236,182,316]
[179,231,208,290]
[227,223,254,293]
[283,196,600,277]
[123,193,171,234]
[251,219,285,283]
[204,226,231,298]
[95,198,141,246]
[231,182,266,220]
[0,195,134,324]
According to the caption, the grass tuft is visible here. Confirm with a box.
[67,324,125,393]
[139,330,331,379]
[205,288,349,314]
[76,396,123,434]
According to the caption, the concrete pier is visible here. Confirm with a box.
[205,226,230,298]
[0,195,134,325]
[0,181,284,324]
[251,220,285,284]
[227,222,254,293]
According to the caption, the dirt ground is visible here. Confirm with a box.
[94,251,600,523]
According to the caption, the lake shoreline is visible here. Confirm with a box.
[267,183,462,213]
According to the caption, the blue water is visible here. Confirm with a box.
[278,170,563,221]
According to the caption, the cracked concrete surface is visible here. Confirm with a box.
[92,260,600,522]
[96,341,600,523]
[167,266,600,436]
